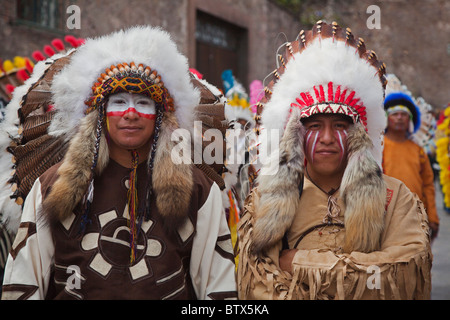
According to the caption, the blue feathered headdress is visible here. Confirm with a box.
[384,92,421,133]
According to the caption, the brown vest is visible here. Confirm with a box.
[39,160,212,300]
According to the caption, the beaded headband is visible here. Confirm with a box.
[85,62,174,114]
[386,105,413,119]
[290,82,367,129]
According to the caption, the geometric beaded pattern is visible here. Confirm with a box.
[85,62,174,114]
[290,81,368,129]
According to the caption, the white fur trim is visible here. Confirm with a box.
[50,26,200,139]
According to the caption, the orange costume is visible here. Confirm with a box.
[382,137,439,225]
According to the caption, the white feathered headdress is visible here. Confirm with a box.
[44,26,200,233]
[50,26,200,138]
[252,21,388,254]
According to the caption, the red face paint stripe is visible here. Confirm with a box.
[107,108,156,119]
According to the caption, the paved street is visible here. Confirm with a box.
[431,180,450,300]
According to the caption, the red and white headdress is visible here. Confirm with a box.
[252,21,388,254]
[259,21,387,166]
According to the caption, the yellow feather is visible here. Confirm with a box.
[3,60,15,73]
[13,56,26,69]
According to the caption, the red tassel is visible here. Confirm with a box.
[319,85,325,103]
[334,85,341,103]
[6,84,15,94]
[51,38,65,51]
[313,86,320,102]
[339,89,347,103]
[305,92,314,105]
[349,98,360,107]
[127,150,139,264]
[16,69,30,82]
[32,51,46,62]
[328,82,334,102]
[189,68,203,79]
[313,85,326,103]
[296,97,307,107]
[43,45,55,57]
[24,58,34,73]
[65,35,79,48]
[345,91,356,105]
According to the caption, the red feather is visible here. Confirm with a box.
[32,51,46,62]
[65,35,79,47]
[6,84,15,94]
[43,45,56,57]
[16,69,30,82]
[51,38,65,51]
[25,58,34,73]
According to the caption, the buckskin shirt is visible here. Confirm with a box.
[2,160,237,300]
[237,175,432,300]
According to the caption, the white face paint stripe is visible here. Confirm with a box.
[336,130,345,163]
[306,130,314,146]
[106,93,156,119]
[310,131,319,163]
[106,104,156,115]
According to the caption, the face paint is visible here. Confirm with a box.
[306,128,347,164]
[107,106,156,119]
[306,130,320,163]
[336,129,347,163]
[106,93,156,120]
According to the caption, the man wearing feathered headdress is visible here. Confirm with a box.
[237,21,432,300]
[382,90,439,242]
[2,26,237,300]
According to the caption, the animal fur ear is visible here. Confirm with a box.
[152,112,194,231]
[251,109,305,254]
[341,123,386,253]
